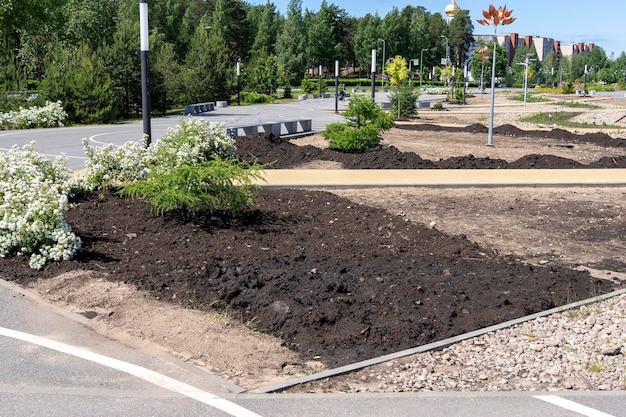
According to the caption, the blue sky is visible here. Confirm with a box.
[253,0,626,58]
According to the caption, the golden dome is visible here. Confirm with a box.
[445,0,461,18]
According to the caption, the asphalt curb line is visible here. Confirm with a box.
[249,288,626,394]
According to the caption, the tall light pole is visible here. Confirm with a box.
[139,0,151,146]
[477,5,516,146]
[371,49,376,99]
[334,60,339,113]
[377,38,385,88]
[236,58,241,106]
[420,48,428,88]
[441,35,450,88]
[319,65,323,97]
[441,35,449,66]
[476,45,490,96]
[518,54,535,108]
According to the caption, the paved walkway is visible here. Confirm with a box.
[256,168,626,188]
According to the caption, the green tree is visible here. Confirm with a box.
[184,16,232,103]
[385,55,409,87]
[381,8,411,63]
[275,0,307,86]
[102,10,141,118]
[470,42,507,84]
[353,13,381,72]
[64,0,117,50]
[306,1,342,69]
[41,43,116,124]
[447,9,474,67]
[252,54,283,96]
[250,1,278,60]
[542,51,558,86]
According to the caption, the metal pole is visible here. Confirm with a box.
[487,38,497,146]
[371,49,376,99]
[319,65,322,97]
[334,60,339,114]
[139,0,151,146]
[378,39,385,88]
[420,48,426,88]
[236,59,241,106]
[523,57,529,108]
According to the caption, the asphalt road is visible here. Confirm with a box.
[0,96,353,171]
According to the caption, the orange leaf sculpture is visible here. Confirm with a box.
[477,4,516,27]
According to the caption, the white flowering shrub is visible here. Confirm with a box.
[150,118,236,171]
[0,101,67,130]
[0,142,81,269]
[81,118,237,189]
[81,136,153,189]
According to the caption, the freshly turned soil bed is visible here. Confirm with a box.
[1,124,620,369]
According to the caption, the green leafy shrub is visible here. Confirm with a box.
[81,117,264,218]
[323,123,381,153]
[389,87,420,117]
[562,82,575,94]
[241,91,275,104]
[300,74,315,94]
[118,158,263,217]
[0,142,81,269]
[344,94,394,128]
[322,95,393,153]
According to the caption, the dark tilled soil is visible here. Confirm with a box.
[0,126,619,367]
[235,125,626,169]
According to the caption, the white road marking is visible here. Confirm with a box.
[534,395,616,417]
[0,326,262,417]
[89,130,136,146]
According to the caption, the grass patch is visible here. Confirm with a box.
[519,111,620,129]
[553,100,600,109]
[508,92,550,103]
[520,111,580,125]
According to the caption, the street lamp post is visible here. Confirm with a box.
[476,45,490,97]
[441,35,450,88]
[236,58,241,106]
[378,38,385,88]
[441,35,449,66]
[518,54,535,108]
[139,0,151,146]
[334,60,339,114]
[319,65,323,97]
[477,5,516,146]
[371,49,376,99]
[420,48,428,88]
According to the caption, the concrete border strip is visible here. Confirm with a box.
[249,288,626,394]
[254,169,626,188]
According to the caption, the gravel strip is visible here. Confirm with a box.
[350,294,626,393]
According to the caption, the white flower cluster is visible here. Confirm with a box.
[80,118,236,189]
[0,101,67,130]
[0,142,81,269]
[81,136,153,189]
[423,87,451,95]
[152,118,236,171]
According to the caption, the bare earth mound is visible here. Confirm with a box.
[2,120,625,390]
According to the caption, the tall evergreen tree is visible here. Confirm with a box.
[276,0,307,85]
[447,9,474,67]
